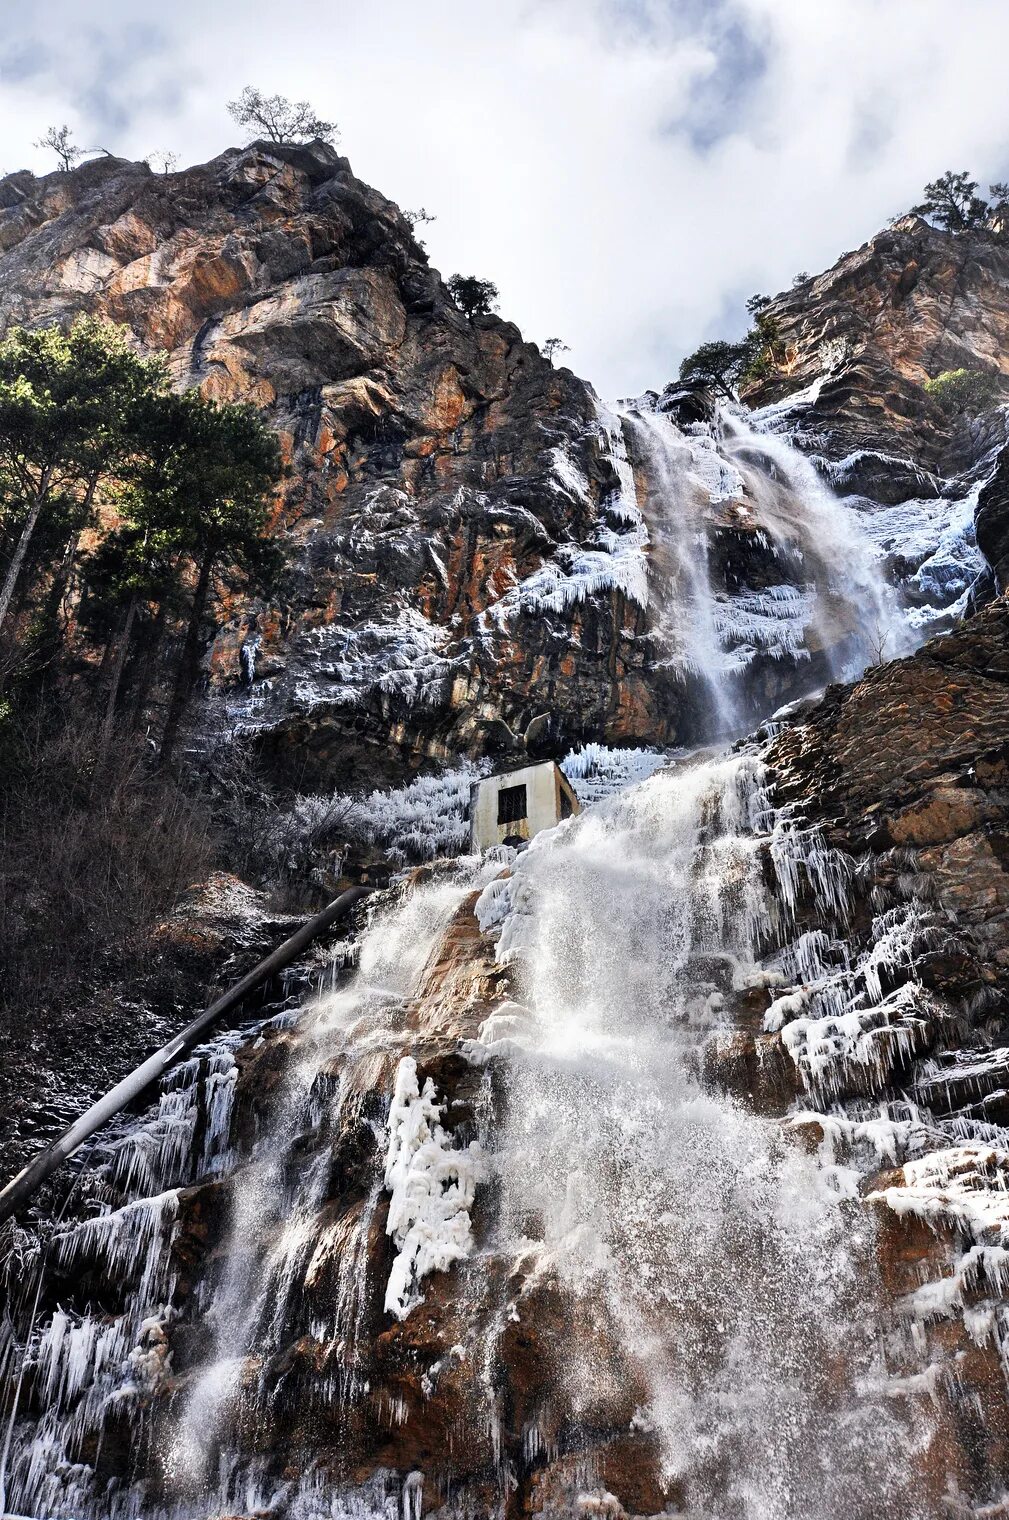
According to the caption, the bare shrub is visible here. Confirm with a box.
[0,695,214,1045]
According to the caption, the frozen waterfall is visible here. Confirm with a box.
[0,382,981,1520]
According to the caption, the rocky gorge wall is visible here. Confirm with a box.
[0,141,991,791]
[6,141,1009,1520]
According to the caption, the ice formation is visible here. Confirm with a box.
[560,741,669,805]
[5,369,1007,1520]
[485,414,649,626]
[383,1057,483,1320]
[268,763,485,872]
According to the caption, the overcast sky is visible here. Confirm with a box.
[1,0,1008,397]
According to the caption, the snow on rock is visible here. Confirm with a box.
[821,448,941,499]
[747,374,828,432]
[870,1146,1009,1244]
[236,609,467,735]
[383,1056,484,1320]
[854,480,987,627]
[484,409,649,627]
[781,981,942,1099]
[485,523,649,624]
[549,444,592,505]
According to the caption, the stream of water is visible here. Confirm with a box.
[0,397,969,1519]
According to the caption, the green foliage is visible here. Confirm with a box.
[542,337,570,363]
[680,311,783,397]
[923,368,1002,417]
[151,392,285,765]
[0,316,286,771]
[913,171,988,233]
[739,311,782,383]
[226,87,337,146]
[678,340,742,397]
[447,274,499,321]
[0,319,169,635]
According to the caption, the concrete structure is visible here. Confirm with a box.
[469,761,580,852]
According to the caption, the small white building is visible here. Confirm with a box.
[469,760,580,852]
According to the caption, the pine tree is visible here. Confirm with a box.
[155,395,284,767]
[678,340,743,399]
[447,275,499,321]
[0,320,167,641]
[913,172,988,233]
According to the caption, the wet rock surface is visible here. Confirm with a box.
[0,143,683,780]
[7,150,1009,1519]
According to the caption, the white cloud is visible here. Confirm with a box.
[0,0,1006,397]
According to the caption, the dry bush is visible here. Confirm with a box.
[0,694,215,1045]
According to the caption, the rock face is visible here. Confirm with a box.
[1,143,978,792]
[0,143,675,781]
[757,603,1009,1509]
[10,148,1009,1520]
[742,215,1009,488]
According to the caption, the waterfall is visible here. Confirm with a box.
[0,387,977,1519]
[614,396,905,742]
[472,750,931,1518]
[0,752,942,1519]
[620,408,743,738]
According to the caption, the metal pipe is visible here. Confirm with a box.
[0,885,370,1227]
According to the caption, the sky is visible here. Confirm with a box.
[1,0,1008,398]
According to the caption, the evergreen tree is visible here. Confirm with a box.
[0,320,167,641]
[447,274,499,321]
[678,340,744,399]
[913,172,988,233]
[155,394,284,767]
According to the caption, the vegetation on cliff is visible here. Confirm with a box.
[0,317,284,1051]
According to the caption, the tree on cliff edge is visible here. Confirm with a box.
[447,275,499,321]
[913,172,988,233]
[227,87,338,146]
[678,340,742,399]
[35,125,84,172]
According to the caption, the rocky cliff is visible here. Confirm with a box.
[0,141,673,783]
[3,142,988,793]
[7,145,1009,1520]
[742,214,1009,488]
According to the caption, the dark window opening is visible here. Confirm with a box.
[498,782,527,824]
[560,787,574,819]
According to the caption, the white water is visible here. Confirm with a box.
[0,388,990,1518]
[616,399,906,739]
[472,752,931,1518]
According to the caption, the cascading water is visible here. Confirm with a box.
[472,752,933,1518]
[0,383,982,1519]
[614,396,907,741]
